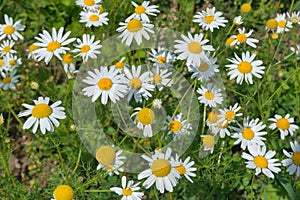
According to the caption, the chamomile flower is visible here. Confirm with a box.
[240,3,252,13]
[0,14,25,41]
[225,37,236,47]
[233,16,243,25]
[275,13,293,34]
[111,57,129,72]
[287,11,300,25]
[3,54,22,71]
[110,176,144,200]
[265,18,278,32]
[148,47,175,68]
[242,144,281,179]
[282,141,300,176]
[152,98,162,109]
[34,27,76,65]
[172,154,196,183]
[124,65,154,103]
[0,40,16,56]
[18,97,66,134]
[193,7,228,32]
[79,9,109,27]
[131,107,155,137]
[27,44,40,60]
[165,113,192,141]
[219,103,242,125]
[201,134,216,153]
[116,18,154,46]
[96,145,125,176]
[196,83,223,108]
[231,28,259,48]
[174,32,214,66]
[225,51,265,85]
[75,0,102,10]
[268,114,299,140]
[232,117,267,150]
[127,1,160,23]
[150,67,172,91]
[82,66,128,104]
[138,147,180,193]
[206,109,221,128]
[0,69,20,90]
[72,34,102,63]
[66,65,79,79]
[61,53,75,75]
[211,118,231,138]
[51,185,74,200]
[0,113,4,125]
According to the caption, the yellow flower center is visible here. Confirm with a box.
[266,19,278,29]
[218,120,228,129]
[129,78,142,90]
[0,59,3,66]
[169,120,182,132]
[115,61,125,69]
[47,41,61,52]
[292,152,300,166]
[198,62,209,72]
[225,111,235,121]
[3,46,11,53]
[271,33,278,39]
[135,5,146,14]
[202,135,214,148]
[137,108,155,125]
[152,74,162,84]
[53,185,74,200]
[32,104,52,119]
[63,54,73,64]
[4,25,15,34]
[152,159,171,177]
[89,14,99,21]
[226,37,235,46]
[29,44,40,52]
[106,165,113,170]
[81,45,90,53]
[2,77,11,84]
[98,5,105,13]
[204,15,215,24]
[204,91,214,100]
[98,78,113,91]
[9,60,16,67]
[253,156,268,168]
[238,61,252,74]
[188,41,202,54]
[241,3,251,13]
[157,56,166,63]
[236,33,247,43]
[127,19,143,32]
[84,0,94,6]
[96,146,116,166]
[122,188,133,196]
[175,165,186,175]
[207,109,220,123]
[276,118,290,130]
[242,128,254,140]
[278,20,286,28]
[291,17,298,24]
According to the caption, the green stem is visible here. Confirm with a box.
[250,172,256,200]
[49,137,67,178]
[71,144,82,174]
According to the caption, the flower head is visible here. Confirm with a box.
[110,176,144,200]
[230,27,259,48]
[0,14,25,41]
[126,1,160,23]
[197,83,223,108]
[51,184,74,200]
[268,114,298,140]
[282,141,300,176]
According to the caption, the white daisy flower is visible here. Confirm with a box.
[111,57,129,72]
[110,176,144,200]
[193,7,228,32]
[0,14,25,41]
[164,113,192,141]
[265,18,278,32]
[51,185,74,200]
[0,40,16,57]
[124,65,154,103]
[150,67,172,91]
[67,65,79,79]
[225,51,265,85]
[242,144,281,179]
[79,9,109,27]
[268,114,299,140]
[206,109,221,129]
[0,113,4,125]
[0,69,20,90]
[33,27,76,65]
[82,66,128,104]
[75,0,102,10]
[287,11,300,25]
[3,54,22,71]
[131,107,155,137]
[27,44,40,60]
[211,118,231,138]
[174,32,214,66]
[219,103,242,125]
[172,154,196,183]
[231,117,267,150]
[275,13,293,34]
[282,141,300,176]
[152,98,162,109]
[148,47,175,68]
[96,145,126,176]
[61,53,75,74]
[230,27,259,48]
[233,16,243,25]
[17,97,66,134]
[127,1,160,23]
[201,134,216,153]
[72,34,102,63]
[196,83,223,108]
[138,147,180,193]
[116,18,154,46]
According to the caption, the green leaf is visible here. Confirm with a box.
[276,174,296,200]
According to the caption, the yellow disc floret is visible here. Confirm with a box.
[188,42,202,54]
[53,185,74,200]
[152,159,171,177]
[98,78,113,91]
[242,128,254,140]
[276,118,290,130]
[137,108,155,125]
[127,19,143,32]
[238,61,252,74]
[96,146,116,166]
[32,104,52,119]
[253,156,268,168]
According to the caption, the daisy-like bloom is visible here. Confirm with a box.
[79,9,109,27]
[193,7,228,32]
[72,34,102,63]
[231,117,267,150]
[0,40,16,57]
[96,145,125,176]
[117,18,154,46]
[233,16,243,25]
[131,107,155,137]
[240,3,251,13]
[111,57,129,72]
[174,32,214,66]
[0,14,25,41]
[27,44,40,60]
[242,144,281,179]
[282,141,300,176]
[75,0,102,10]
[82,66,128,104]
[66,65,79,79]
[275,13,293,34]
[3,54,22,71]
[265,18,278,32]
[165,113,192,141]
[0,69,20,90]
[225,37,236,48]
[124,65,154,103]
[18,97,66,134]
[172,154,196,183]
[150,67,172,91]
[61,53,75,75]
[152,98,162,109]
[268,114,299,140]
[148,47,175,68]
[230,28,259,48]
[127,1,160,22]
[196,83,223,108]
[287,11,300,25]
[206,109,220,128]
[138,147,180,193]
[201,134,215,153]
[212,117,232,138]
[0,113,4,125]
[226,51,265,85]
[219,103,242,125]
[51,185,74,200]
[33,27,76,65]
[188,52,219,81]
[110,176,144,200]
